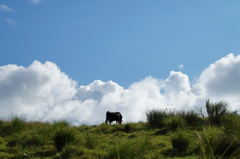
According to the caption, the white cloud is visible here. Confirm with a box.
[0,61,77,121]
[164,71,191,93]
[195,53,240,111]
[198,54,240,96]
[178,64,184,69]
[5,18,18,27]
[0,54,240,125]
[0,4,17,27]
[0,4,16,13]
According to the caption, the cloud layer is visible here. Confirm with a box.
[0,54,240,125]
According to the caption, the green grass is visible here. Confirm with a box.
[206,99,229,125]
[171,132,191,155]
[0,101,240,158]
[0,122,236,158]
[146,109,167,128]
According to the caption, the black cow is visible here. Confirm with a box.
[105,111,122,125]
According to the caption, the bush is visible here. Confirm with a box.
[53,128,77,152]
[146,109,167,128]
[171,132,191,155]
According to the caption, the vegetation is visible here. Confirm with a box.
[0,99,240,158]
[205,99,229,125]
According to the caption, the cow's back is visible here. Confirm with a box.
[105,111,122,124]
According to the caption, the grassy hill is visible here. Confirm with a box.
[1,100,240,159]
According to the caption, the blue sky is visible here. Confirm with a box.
[1,1,240,124]
[1,0,240,87]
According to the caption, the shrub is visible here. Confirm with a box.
[206,99,228,125]
[53,128,77,152]
[171,132,191,155]
[146,109,167,128]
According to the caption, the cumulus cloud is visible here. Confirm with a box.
[195,53,240,111]
[0,54,240,125]
[0,61,77,121]
[198,54,240,96]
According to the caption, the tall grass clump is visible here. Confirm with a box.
[53,120,70,129]
[33,126,53,147]
[166,116,185,132]
[178,110,201,126]
[171,132,191,155]
[53,128,77,152]
[197,127,240,158]
[222,113,240,137]
[10,115,26,134]
[206,99,228,125]
[146,109,167,128]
